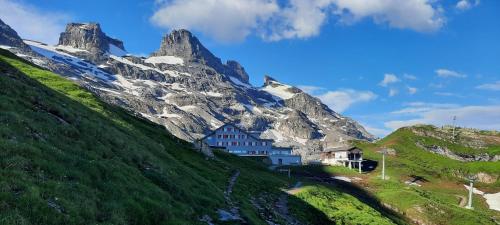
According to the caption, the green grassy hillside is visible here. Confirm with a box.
[0,49,403,225]
[288,125,499,225]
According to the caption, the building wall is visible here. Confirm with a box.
[269,155,301,165]
[204,124,273,155]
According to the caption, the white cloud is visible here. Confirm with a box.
[314,89,377,113]
[391,102,459,114]
[389,88,398,97]
[262,0,335,41]
[332,0,445,32]
[435,68,466,78]
[403,74,417,80]
[476,81,500,91]
[0,0,69,44]
[150,0,279,42]
[407,86,417,95]
[434,92,464,97]
[379,73,400,87]
[361,124,392,138]
[151,0,446,42]
[385,105,500,131]
[297,85,325,94]
[456,0,480,11]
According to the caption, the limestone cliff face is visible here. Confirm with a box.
[58,23,125,53]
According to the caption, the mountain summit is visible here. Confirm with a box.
[154,29,250,83]
[58,23,126,56]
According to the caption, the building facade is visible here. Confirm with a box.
[320,146,363,172]
[199,123,301,165]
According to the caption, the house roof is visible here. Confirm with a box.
[322,146,361,153]
[198,122,267,142]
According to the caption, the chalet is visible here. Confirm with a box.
[198,123,301,165]
[320,146,363,172]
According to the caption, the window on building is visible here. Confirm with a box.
[217,135,222,139]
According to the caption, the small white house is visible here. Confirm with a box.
[321,146,363,171]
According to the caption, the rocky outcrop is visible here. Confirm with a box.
[58,23,125,53]
[58,23,126,63]
[278,110,322,140]
[416,142,498,162]
[0,19,31,51]
[225,60,249,84]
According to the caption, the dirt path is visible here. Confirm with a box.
[217,170,245,223]
[273,182,304,225]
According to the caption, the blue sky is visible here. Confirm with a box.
[1,0,499,136]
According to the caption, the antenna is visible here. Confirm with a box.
[381,149,386,180]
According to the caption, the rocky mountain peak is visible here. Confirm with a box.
[153,29,220,64]
[0,19,31,51]
[263,75,278,86]
[153,29,250,83]
[58,22,125,54]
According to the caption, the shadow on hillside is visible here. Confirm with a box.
[290,165,410,225]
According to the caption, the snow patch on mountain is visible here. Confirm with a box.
[261,82,296,100]
[145,55,184,65]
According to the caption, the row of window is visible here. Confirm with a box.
[217,134,248,139]
[228,150,269,155]
[216,141,268,147]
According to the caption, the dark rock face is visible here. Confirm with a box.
[0,19,30,51]
[58,23,125,54]
[153,29,222,68]
[225,60,249,83]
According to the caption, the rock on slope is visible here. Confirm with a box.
[0,21,374,160]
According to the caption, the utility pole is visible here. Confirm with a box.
[381,149,386,180]
[452,116,457,142]
[466,175,477,209]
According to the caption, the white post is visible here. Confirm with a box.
[358,161,362,174]
[382,151,386,180]
[466,181,474,209]
[288,169,291,178]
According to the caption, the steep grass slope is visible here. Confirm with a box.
[0,49,290,225]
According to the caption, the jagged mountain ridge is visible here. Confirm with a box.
[0,20,374,160]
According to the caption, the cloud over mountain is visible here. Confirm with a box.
[151,0,446,42]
